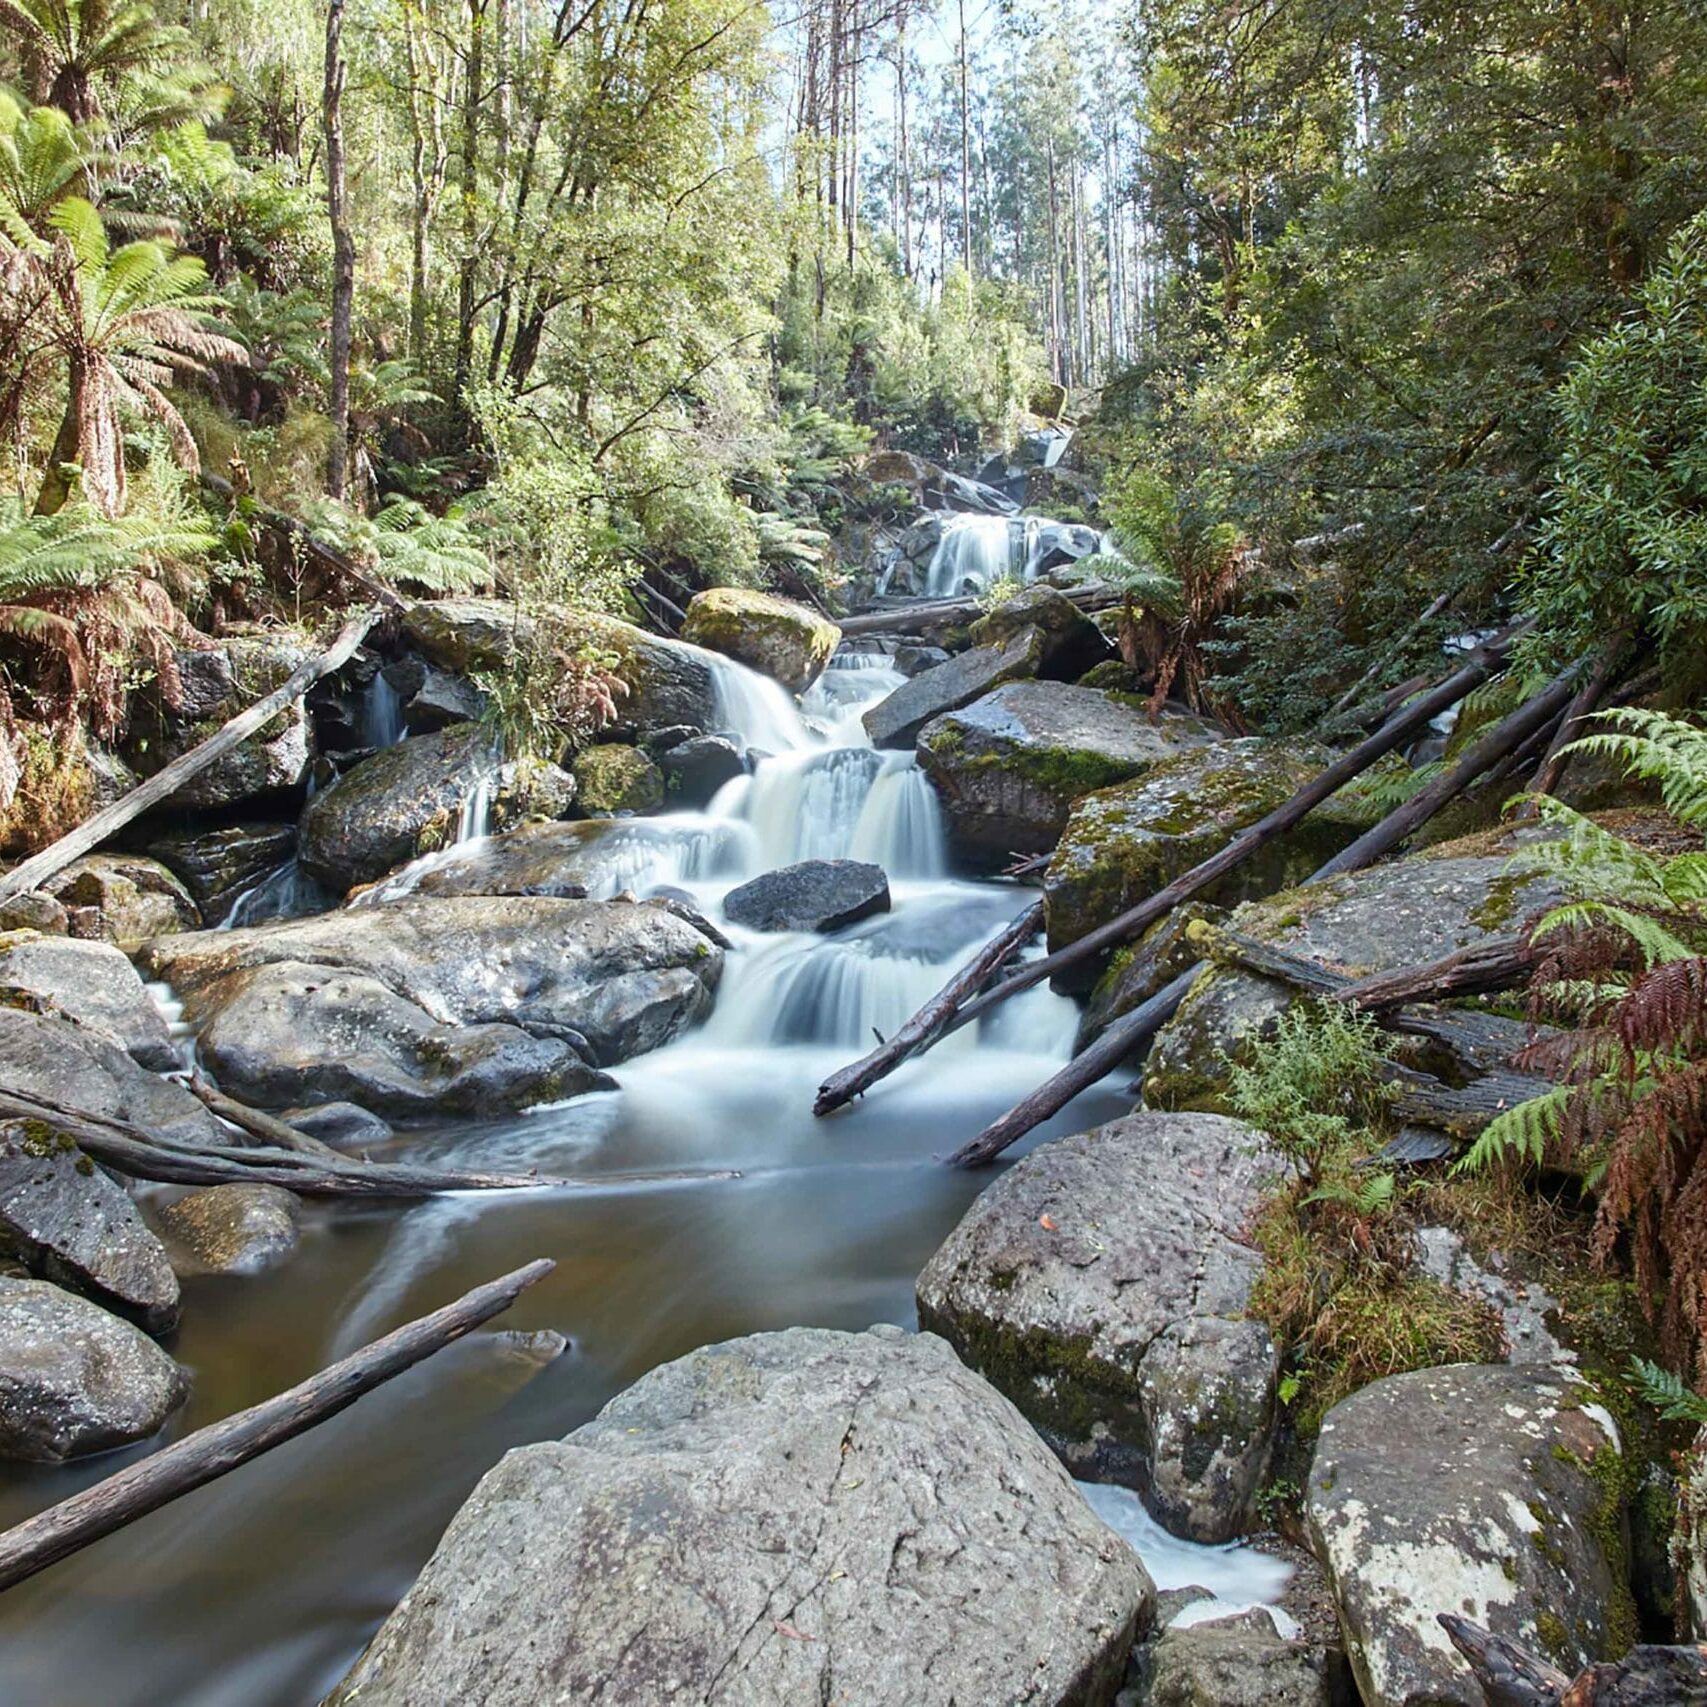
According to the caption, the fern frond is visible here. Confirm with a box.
[1456,1082,1573,1174]
[1628,1357,1707,1423]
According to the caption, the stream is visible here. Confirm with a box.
[0,616,1282,1704]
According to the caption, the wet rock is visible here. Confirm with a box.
[279,1101,393,1150]
[41,854,200,948]
[1042,741,1367,982]
[125,635,312,809]
[894,643,952,677]
[399,598,524,673]
[918,682,1223,861]
[1128,1608,1335,1706]
[723,858,891,934]
[680,586,841,694]
[969,583,1114,681]
[0,1118,180,1333]
[149,823,297,925]
[326,1324,1151,1707]
[571,743,665,815]
[1028,521,1105,574]
[192,960,607,1119]
[0,934,177,1070]
[659,734,745,807]
[0,893,68,935]
[143,894,723,1071]
[918,1112,1284,1543]
[402,663,485,733]
[155,1183,300,1275]
[299,723,501,892]
[863,448,1019,515]
[1306,1362,1628,1707]
[1144,850,1565,1112]
[1024,464,1103,519]
[0,1279,187,1462]
[491,755,577,829]
[863,628,1045,750]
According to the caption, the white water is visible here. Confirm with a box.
[357,671,406,749]
[221,858,332,929]
[924,514,1025,598]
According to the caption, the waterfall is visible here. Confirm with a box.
[455,774,495,844]
[925,515,1019,598]
[221,859,333,929]
[357,672,406,749]
[847,753,946,878]
[1042,428,1071,468]
[704,652,813,753]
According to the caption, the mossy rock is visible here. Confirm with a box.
[681,586,840,695]
[967,584,1111,680]
[572,743,665,815]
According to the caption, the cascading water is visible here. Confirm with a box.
[356,671,406,749]
[220,858,332,929]
[924,514,1022,598]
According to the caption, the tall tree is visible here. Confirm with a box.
[322,0,353,498]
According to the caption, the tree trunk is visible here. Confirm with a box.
[958,0,972,275]
[324,0,354,499]
[452,0,488,411]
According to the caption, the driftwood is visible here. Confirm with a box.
[814,900,1043,1116]
[835,584,1121,639]
[0,609,377,901]
[1438,1613,1707,1706]
[187,1074,343,1159]
[0,1259,553,1595]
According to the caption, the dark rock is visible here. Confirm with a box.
[680,587,841,694]
[155,1183,300,1275]
[918,1112,1284,1541]
[1131,1609,1334,1706]
[41,854,200,948]
[863,629,1045,750]
[639,725,702,758]
[326,1324,1151,1707]
[0,1118,181,1333]
[279,1101,393,1150]
[723,858,891,934]
[149,823,297,925]
[1307,1363,1628,1706]
[0,935,177,1069]
[894,643,952,677]
[571,743,665,815]
[403,664,486,733]
[0,1279,186,1462]
[970,583,1115,680]
[0,893,68,935]
[659,734,745,807]
[863,449,1019,516]
[918,682,1223,861]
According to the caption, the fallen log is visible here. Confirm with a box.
[835,584,1121,639]
[1525,639,1626,801]
[1438,1612,1707,1706]
[0,609,377,901]
[187,1074,344,1159]
[814,901,1043,1116]
[0,1259,554,1594]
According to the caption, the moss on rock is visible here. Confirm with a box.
[681,586,840,694]
[572,743,665,815]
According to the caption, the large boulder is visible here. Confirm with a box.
[142,894,723,1073]
[863,628,1045,750]
[0,1117,180,1333]
[149,823,297,925]
[154,1183,300,1276]
[0,1279,187,1462]
[681,587,841,695]
[1042,741,1367,982]
[326,1325,1151,1707]
[40,854,199,948]
[1144,849,1565,1112]
[1129,1609,1335,1706]
[918,1113,1283,1543]
[572,743,665,815]
[298,722,502,892]
[1306,1363,1630,1707]
[125,634,312,809]
[0,934,177,1070]
[863,449,1019,515]
[723,858,891,934]
[918,682,1222,861]
[969,584,1114,681]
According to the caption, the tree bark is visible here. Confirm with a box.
[1525,640,1625,800]
[323,0,354,499]
[0,611,376,900]
[186,1074,344,1159]
[0,1260,555,1594]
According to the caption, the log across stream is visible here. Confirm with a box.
[0,646,1152,1705]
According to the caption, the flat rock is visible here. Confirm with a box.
[0,1279,187,1461]
[863,628,1045,749]
[142,894,723,1070]
[723,858,891,933]
[1144,850,1565,1112]
[149,823,298,925]
[0,934,177,1069]
[1306,1362,1628,1706]
[0,1117,180,1333]
[681,587,841,694]
[970,584,1114,681]
[918,682,1222,861]
[918,1112,1283,1542]
[1128,1608,1334,1706]
[41,854,200,948]
[155,1183,300,1275]
[326,1325,1152,1707]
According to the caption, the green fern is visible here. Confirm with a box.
[302,497,489,595]
[1455,1082,1572,1174]
[1629,1356,1707,1424]
[1066,524,1185,616]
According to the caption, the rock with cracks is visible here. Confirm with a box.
[0,1279,187,1462]
[1306,1362,1629,1707]
[863,628,1045,750]
[723,858,891,934]
[326,1324,1153,1707]
[0,934,178,1070]
[917,1112,1284,1543]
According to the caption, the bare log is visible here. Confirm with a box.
[836,584,1121,639]
[1525,639,1626,801]
[0,1259,554,1594]
[187,1074,344,1159]
[814,901,1043,1115]
[1436,1613,1573,1707]
[0,610,377,901]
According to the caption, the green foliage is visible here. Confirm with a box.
[1629,1357,1707,1425]
[300,497,489,596]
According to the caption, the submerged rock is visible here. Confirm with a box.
[723,858,891,933]
[918,1112,1284,1543]
[149,823,298,926]
[41,854,199,948]
[918,682,1222,862]
[155,1183,300,1276]
[863,628,1045,750]
[1307,1362,1628,1707]
[681,586,841,694]
[0,1279,186,1462]
[0,934,177,1070]
[0,1118,180,1333]
[571,743,665,815]
[326,1325,1151,1707]
[969,584,1114,681]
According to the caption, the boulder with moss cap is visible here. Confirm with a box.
[681,586,841,694]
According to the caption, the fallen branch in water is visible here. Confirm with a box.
[186,1075,344,1159]
[0,1259,554,1595]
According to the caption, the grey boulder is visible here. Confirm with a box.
[659,733,745,807]
[149,822,297,925]
[326,1324,1151,1707]
[1128,1609,1334,1706]
[1307,1362,1629,1706]
[280,1101,392,1150]
[969,583,1114,681]
[155,1183,301,1276]
[918,1112,1284,1542]
[723,858,891,934]
[863,627,1045,749]
[0,1279,186,1461]
[0,934,177,1070]
[40,854,199,948]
